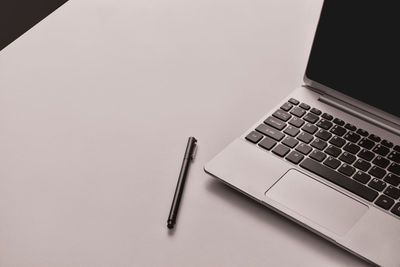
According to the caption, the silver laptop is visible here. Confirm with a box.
[204,1,400,266]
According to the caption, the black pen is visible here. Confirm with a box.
[167,136,197,229]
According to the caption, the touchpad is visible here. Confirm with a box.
[266,169,368,236]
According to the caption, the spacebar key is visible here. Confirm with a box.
[300,158,378,202]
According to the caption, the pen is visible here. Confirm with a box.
[167,136,197,229]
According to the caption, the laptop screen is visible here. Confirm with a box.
[305,1,399,118]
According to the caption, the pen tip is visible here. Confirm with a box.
[167,219,175,229]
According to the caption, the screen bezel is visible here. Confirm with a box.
[304,76,400,129]
[303,1,400,129]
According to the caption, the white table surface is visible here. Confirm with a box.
[0,0,372,266]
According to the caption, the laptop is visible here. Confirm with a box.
[204,1,400,266]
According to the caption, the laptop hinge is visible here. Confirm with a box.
[319,94,400,136]
[303,85,400,135]
[303,85,325,95]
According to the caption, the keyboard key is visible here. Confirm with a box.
[272,144,290,157]
[356,128,368,136]
[358,149,375,161]
[310,107,322,115]
[384,186,400,200]
[299,103,311,110]
[368,134,381,143]
[321,113,333,120]
[245,131,263,143]
[288,117,305,128]
[391,203,400,217]
[368,166,386,179]
[325,145,342,157]
[354,159,371,172]
[283,125,300,137]
[339,152,356,164]
[280,102,293,112]
[296,143,312,155]
[354,171,371,184]
[310,150,326,162]
[288,98,300,105]
[330,125,346,136]
[368,178,386,191]
[333,118,345,126]
[388,162,400,176]
[264,116,286,130]
[344,123,357,131]
[297,132,313,144]
[316,119,333,130]
[310,138,327,150]
[372,144,390,156]
[375,195,394,210]
[381,139,393,148]
[388,151,400,163]
[273,110,291,122]
[344,132,361,143]
[315,129,332,141]
[359,138,375,150]
[384,173,400,186]
[323,156,341,169]
[290,107,306,117]
[282,136,299,148]
[286,151,304,164]
[303,112,319,123]
[343,143,361,154]
[394,145,400,152]
[338,164,356,176]
[256,124,285,141]
[329,136,346,148]
[300,158,378,202]
[258,137,277,150]
[372,156,390,168]
[302,123,318,134]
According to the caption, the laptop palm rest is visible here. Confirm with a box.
[266,169,368,236]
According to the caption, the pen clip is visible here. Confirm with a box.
[190,144,197,161]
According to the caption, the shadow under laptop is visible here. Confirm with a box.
[206,178,375,266]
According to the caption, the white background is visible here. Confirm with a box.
[0,0,371,266]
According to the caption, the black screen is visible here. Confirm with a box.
[305,1,399,117]
[0,0,68,51]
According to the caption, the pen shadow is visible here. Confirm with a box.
[205,178,375,266]
[167,227,176,236]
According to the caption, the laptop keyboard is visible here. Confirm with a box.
[245,98,400,218]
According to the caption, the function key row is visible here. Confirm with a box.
[288,98,300,105]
